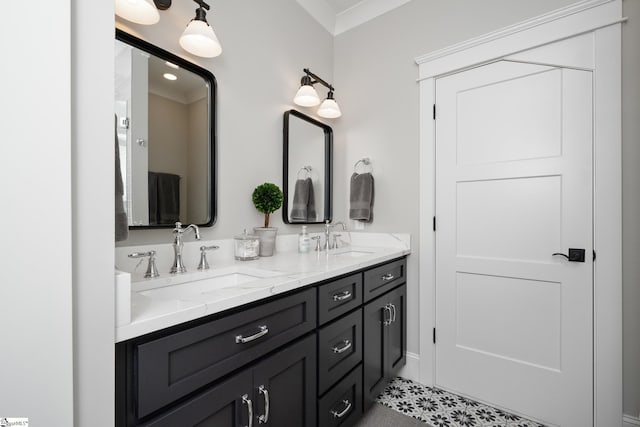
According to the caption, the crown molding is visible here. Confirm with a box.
[296,0,411,36]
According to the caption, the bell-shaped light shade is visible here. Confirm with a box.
[317,98,342,118]
[294,85,321,107]
[115,0,160,25]
[179,20,222,58]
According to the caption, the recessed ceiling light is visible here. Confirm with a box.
[165,61,179,69]
[163,73,177,81]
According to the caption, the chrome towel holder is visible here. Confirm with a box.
[297,165,312,179]
[353,158,372,173]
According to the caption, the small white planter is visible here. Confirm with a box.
[253,227,278,257]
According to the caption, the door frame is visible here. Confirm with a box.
[416,0,624,425]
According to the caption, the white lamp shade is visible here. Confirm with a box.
[179,20,222,58]
[317,98,342,118]
[294,85,321,107]
[115,0,159,25]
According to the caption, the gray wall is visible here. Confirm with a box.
[116,0,334,245]
[622,0,640,419]
[333,0,639,418]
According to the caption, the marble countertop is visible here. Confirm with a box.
[115,232,410,343]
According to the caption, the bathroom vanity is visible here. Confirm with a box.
[115,236,409,427]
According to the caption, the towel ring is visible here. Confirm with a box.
[297,166,312,179]
[354,158,372,173]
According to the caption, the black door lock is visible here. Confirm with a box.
[552,248,586,262]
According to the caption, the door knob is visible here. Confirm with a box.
[552,248,585,262]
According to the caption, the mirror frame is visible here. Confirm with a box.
[282,109,332,225]
[116,29,217,229]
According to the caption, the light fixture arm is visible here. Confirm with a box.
[153,0,210,12]
[302,68,335,93]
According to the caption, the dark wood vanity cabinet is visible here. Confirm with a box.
[116,256,407,427]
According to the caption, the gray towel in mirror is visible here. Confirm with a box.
[148,171,180,225]
[115,115,129,241]
[306,178,316,221]
[291,178,317,222]
[349,172,374,222]
[291,178,310,220]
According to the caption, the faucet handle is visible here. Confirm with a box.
[128,250,160,278]
[198,245,220,270]
[332,234,342,249]
[311,236,321,252]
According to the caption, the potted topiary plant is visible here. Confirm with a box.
[252,182,283,256]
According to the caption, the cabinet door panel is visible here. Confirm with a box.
[363,283,407,411]
[363,297,387,411]
[386,285,407,377]
[141,370,251,427]
[252,334,317,427]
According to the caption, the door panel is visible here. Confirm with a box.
[435,60,593,426]
[457,68,562,165]
[252,334,317,427]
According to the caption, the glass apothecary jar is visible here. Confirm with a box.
[234,229,260,261]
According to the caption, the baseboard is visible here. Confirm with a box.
[624,414,640,427]
[398,352,421,382]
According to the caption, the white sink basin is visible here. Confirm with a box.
[136,267,284,300]
[331,249,374,258]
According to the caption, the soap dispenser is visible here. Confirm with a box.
[298,226,311,253]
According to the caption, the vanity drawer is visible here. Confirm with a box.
[318,365,363,427]
[363,258,406,302]
[135,287,316,419]
[318,309,363,394]
[318,273,362,325]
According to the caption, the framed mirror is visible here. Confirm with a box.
[283,110,332,224]
[115,29,216,228]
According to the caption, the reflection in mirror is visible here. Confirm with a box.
[115,29,216,228]
[283,110,332,224]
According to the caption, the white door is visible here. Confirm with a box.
[435,60,593,426]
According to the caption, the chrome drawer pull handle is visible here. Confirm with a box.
[333,290,352,302]
[242,394,253,427]
[383,304,392,326]
[390,303,397,323]
[236,325,269,344]
[331,399,352,418]
[381,273,395,281]
[258,385,270,424]
[332,339,352,354]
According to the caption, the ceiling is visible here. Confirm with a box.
[296,0,412,35]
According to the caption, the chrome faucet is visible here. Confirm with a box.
[170,222,201,274]
[322,220,348,251]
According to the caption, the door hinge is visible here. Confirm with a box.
[433,216,436,232]
[433,328,436,344]
[593,250,596,261]
[433,104,436,120]
[119,116,130,129]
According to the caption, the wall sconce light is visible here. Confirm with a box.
[115,0,222,58]
[293,68,342,118]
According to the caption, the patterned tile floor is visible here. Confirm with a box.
[377,377,546,427]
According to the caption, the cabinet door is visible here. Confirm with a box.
[363,295,388,411]
[252,334,317,427]
[141,370,252,427]
[363,284,407,411]
[385,284,407,378]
